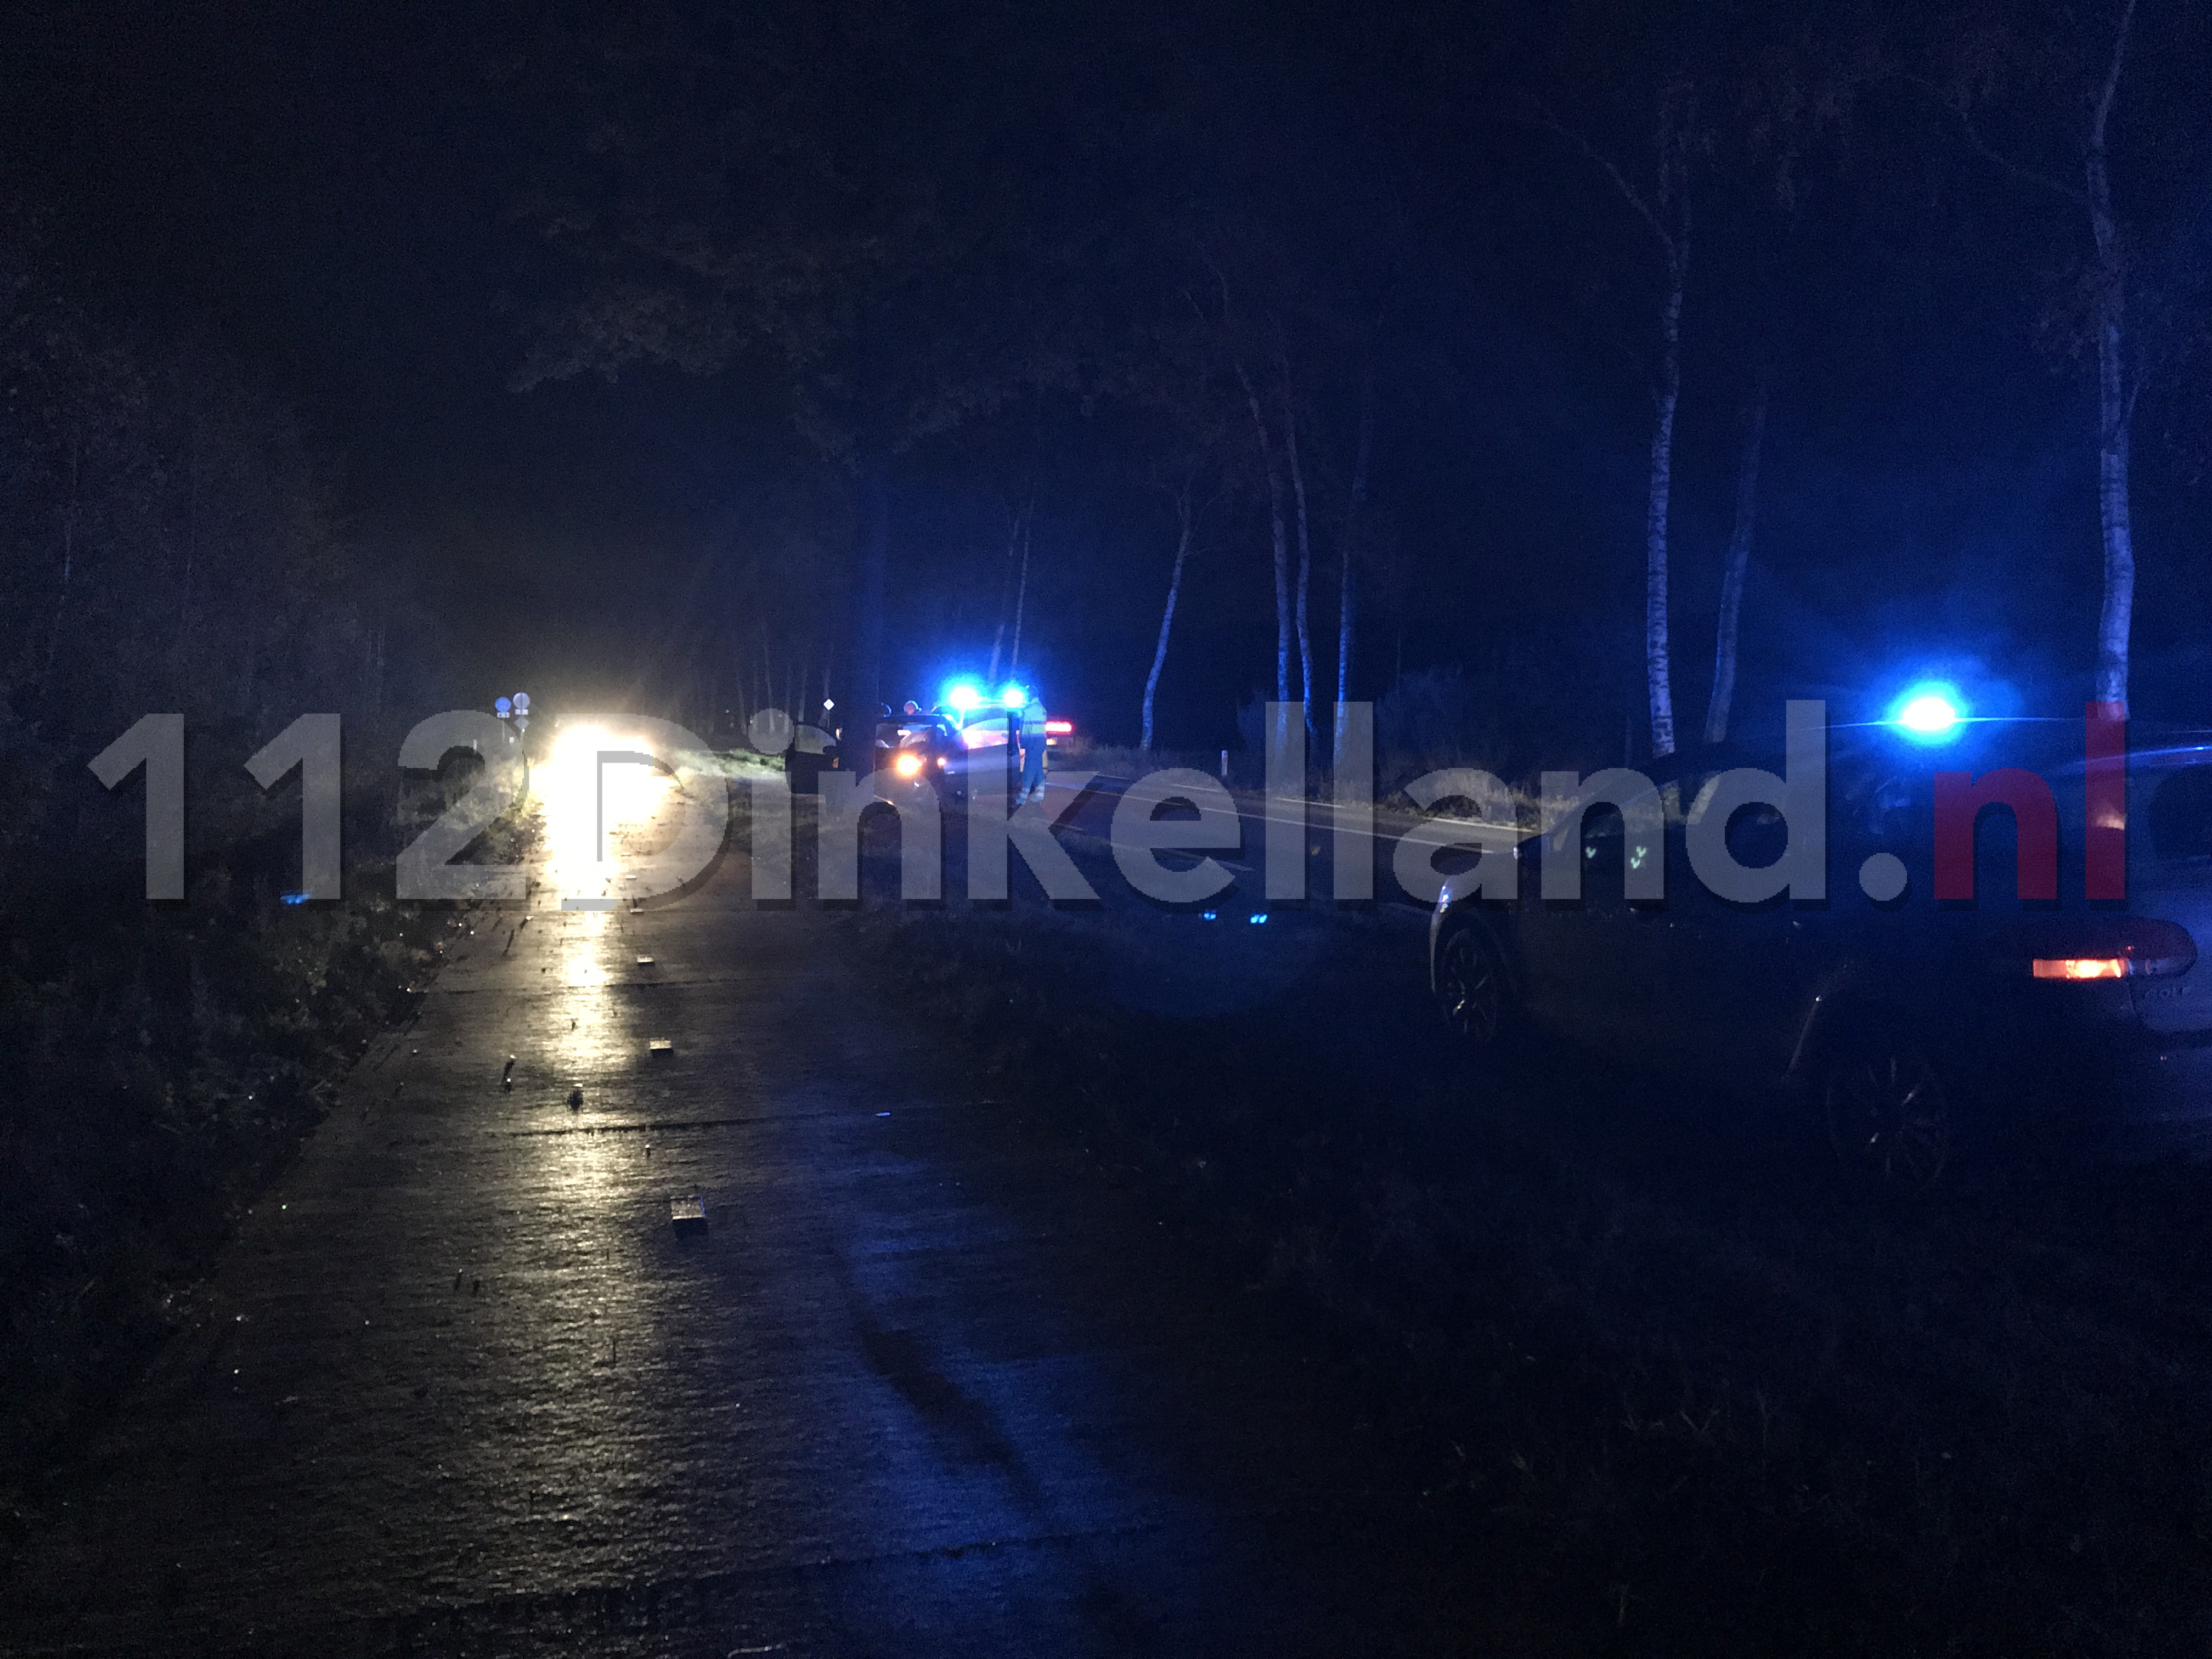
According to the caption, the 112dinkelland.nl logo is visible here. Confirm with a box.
[86,696,2130,915]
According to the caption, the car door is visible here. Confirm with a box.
[951,710,1015,800]
[1517,811,1655,1053]
[1644,799,1818,1084]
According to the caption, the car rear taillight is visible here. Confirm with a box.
[2032,957,2129,980]
[1045,720,1073,734]
[2015,917,2196,980]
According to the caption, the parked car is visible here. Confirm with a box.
[937,705,1017,804]
[1429,719,2212,1186]
[877,711,962,797]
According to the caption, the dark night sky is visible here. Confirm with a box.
[5,0,2209,752]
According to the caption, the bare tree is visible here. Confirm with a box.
[1547,82,1699,759]
[1142,479,1203,752]
[1334,366,1375,774]
[1194,261,1297,757]
[988,492,1035,684]
[2083,0,2138,712]
[1008,506,1032,680]
[1280,346,1317,737]
[1232,353,1294,753]
[1936,0,2141,708]
[1115,283,1244,759]
[1703,370,1769,744]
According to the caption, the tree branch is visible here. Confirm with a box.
[1528,101,1678,262]
[1905,71,2088,208]
[2090,0,2139,154]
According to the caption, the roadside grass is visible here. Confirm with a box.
[0,767,540,1522]
[849,898,2212,1657]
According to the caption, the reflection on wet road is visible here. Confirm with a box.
[0,757,1496,1657]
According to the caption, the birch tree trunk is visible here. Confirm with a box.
[1334,373,1374,774]
[1645,245,1684,761]
[1142,486,1195,752]
[986,494,1029,684]
[1703,373,1768,746]
[1006,509,1031,679]
[1237,360,1293,755]
[2086,0,2137,712]
[1282,360,1315,738]
[1550,92,1695,761]
[1939,1,2137,708]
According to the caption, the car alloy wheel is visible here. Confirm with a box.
[1436,924,1506,1046]
[1823,1034,1951,1190]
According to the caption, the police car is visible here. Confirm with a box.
[930,680,1071,803]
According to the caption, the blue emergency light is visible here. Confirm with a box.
[1000,684,1027,709]
[1887,681,1967,744]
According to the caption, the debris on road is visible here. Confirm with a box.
[648,1039,673,1059]
[567,1084,584,1109]
[669,1196,708,1237]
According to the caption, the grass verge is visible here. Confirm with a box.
[848,898,2212,1656]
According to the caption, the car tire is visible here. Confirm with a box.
[1820,1023,1952,1192]
[1435,919,1510,1047]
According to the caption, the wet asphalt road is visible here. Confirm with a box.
[1,766,1506,1657]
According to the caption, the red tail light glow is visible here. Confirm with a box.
[2016,917,2195,980]
[2032,957,2128,980]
